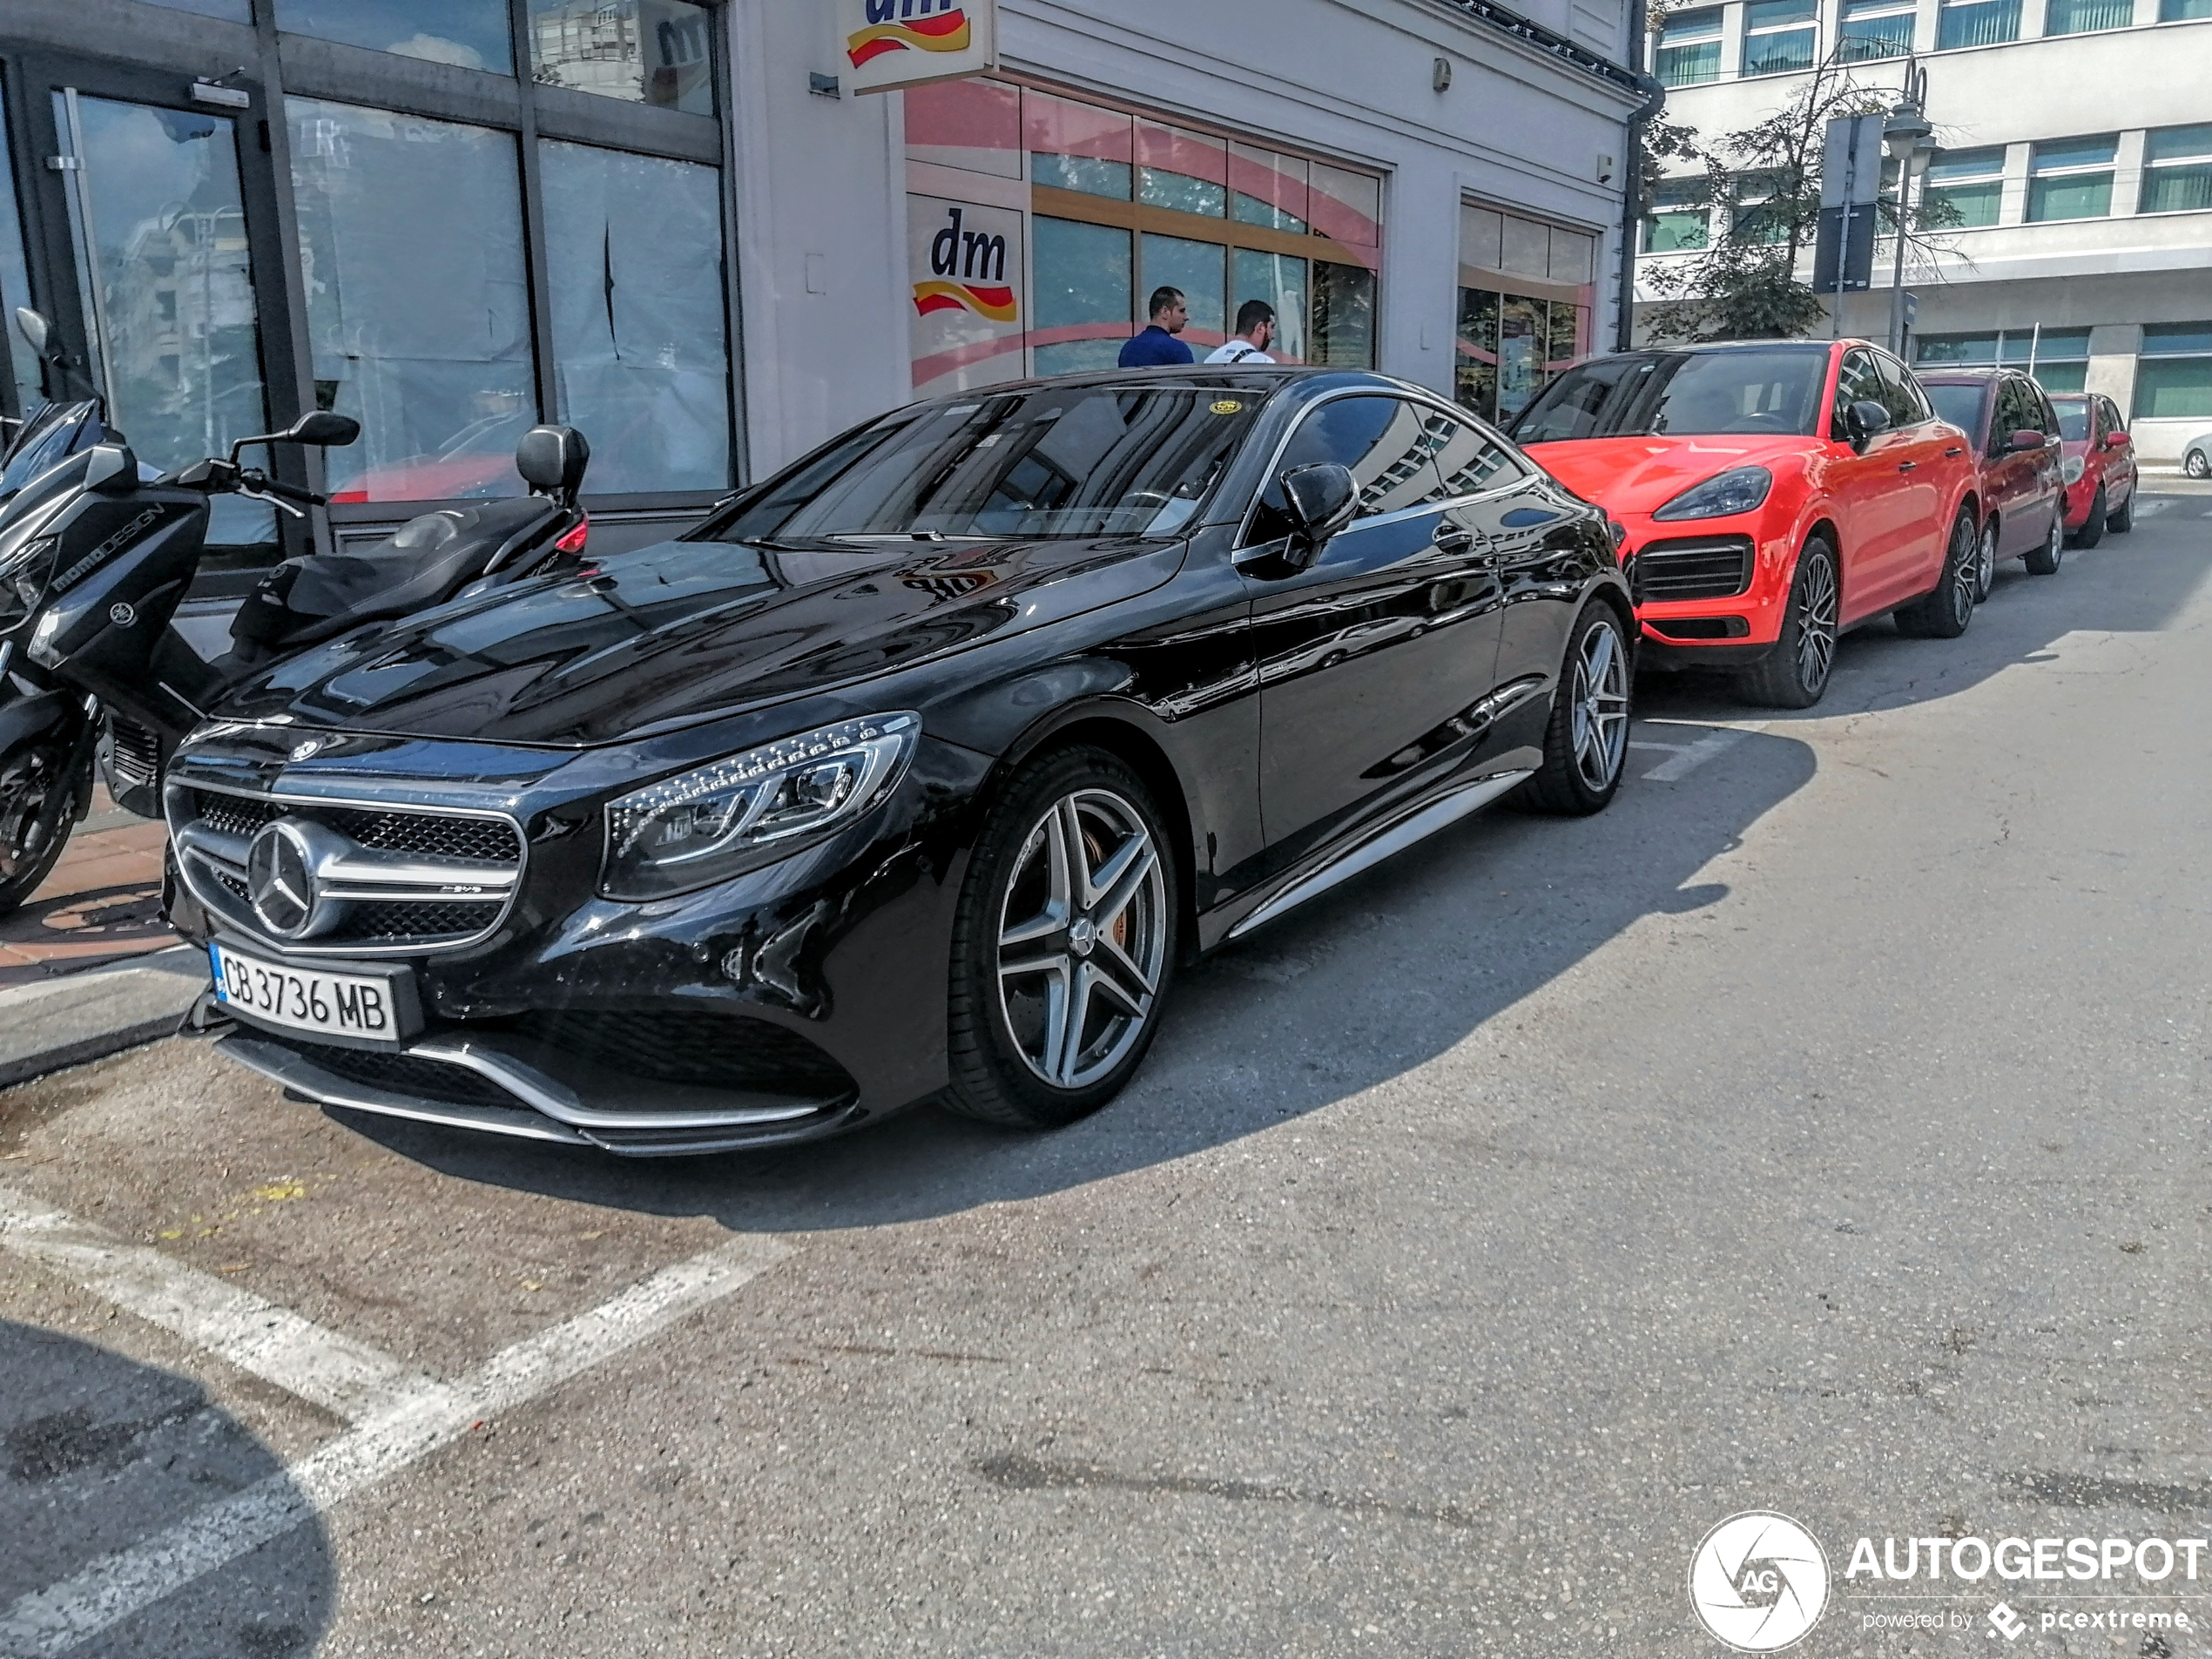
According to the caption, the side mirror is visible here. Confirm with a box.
[84,442,138,495]
[2009,428,2047,452]
[2103,430,2129,449]
[13,307,51,356]
[1844,399,1891,449]
[283,410,361,448]
[1278,462,1358,564]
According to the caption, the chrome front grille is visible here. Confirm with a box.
[172,784,524,956]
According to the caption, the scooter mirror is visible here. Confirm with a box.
[283,410,361,448]
[13,307,51,355]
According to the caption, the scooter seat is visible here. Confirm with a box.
[236,496,561,653]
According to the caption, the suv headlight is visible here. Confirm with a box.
[2061,454,2086,484]
[1651,466,1773,522]
[600,712,920,900]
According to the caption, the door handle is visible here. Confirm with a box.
[1897,461,1918,472]
[1944,446,1963,457]
[1434,528,1477,554]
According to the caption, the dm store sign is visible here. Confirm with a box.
[838,0,996,93]
[908,199,1025,397]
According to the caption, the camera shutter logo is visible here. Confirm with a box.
[1689,1512,1830,1651]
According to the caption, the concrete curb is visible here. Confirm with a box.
[0,947,209,1089]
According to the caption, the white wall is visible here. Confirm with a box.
[729,0,1642,474]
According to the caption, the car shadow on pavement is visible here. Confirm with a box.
[0,1319,334,1658]
[341,719,1821,1234]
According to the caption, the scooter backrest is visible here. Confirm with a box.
[516,425,589,500]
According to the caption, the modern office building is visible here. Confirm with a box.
[0,0,1648,588]
[1636,0,2212,460]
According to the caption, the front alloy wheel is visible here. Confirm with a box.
[1740,539,1838,709]
[946,748,1177,1129]
[1520,605,1631,814]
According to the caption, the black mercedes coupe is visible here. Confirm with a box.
[165,368,1634,1155]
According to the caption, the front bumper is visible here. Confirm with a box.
[167,731,989,1156]
[1622,519,1795,665]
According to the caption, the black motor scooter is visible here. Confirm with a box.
[0,383,594,913]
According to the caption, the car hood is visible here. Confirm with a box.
[218,533,1186,746]
[1524,434,1816,516]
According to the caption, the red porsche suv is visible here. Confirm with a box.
[1511,340,1982,708]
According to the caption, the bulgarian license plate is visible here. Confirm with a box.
[208,941,415,1042]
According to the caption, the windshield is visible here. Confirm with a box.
[1923,382,1986,436]
[1511,347,1830,442]
[0,401,101,498]
[2053,400,2091,442]
[711,386,1266,543]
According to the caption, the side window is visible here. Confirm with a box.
[1426,411,1527,499]
[2101,396,2126,435]
[2033,386,2060,438]
[1991,379,2028,449]
[1832,349,1885,437]
[1874,353,1931,428]
[1248,395,1448,542]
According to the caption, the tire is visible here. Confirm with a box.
[0,738,84,921]
[1516,603,1632,815]
[2071,485,2106,549]
[1973,516,1998,604]
[943,746,1178,1130]
[2187,449,2210,480]
[1738,537,1838,709]
[2106,490,2132,534]
[2024,506,2064,576]
[1893,508,1978,640]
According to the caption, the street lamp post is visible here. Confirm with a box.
[1883,62,1935,358]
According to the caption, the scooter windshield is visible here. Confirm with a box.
[0,401,102,501]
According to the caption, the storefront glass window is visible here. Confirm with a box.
[0,84,42,418]
[1025,94,1131,200]
[62,94,271,544]
[289,98,536,502]
[1311,263,1375,368]
[527,0,716,112]
[1496,296,1548,422]
[1230,145,1308,233]
[1141,233,1224,347]
[276,1,515,74]
[540,141,728,495]
[1455,288,1499,419]
[142,0,253,19]
[1310,164,1382,251]
[905,78,1022,179]
[1231,250,1308,363]
[1137,124,1226,218]
[1031,217,1130,376]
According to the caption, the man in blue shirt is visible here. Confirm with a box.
[1119,287,1195,368]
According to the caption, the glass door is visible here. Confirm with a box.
[49,85,273,545]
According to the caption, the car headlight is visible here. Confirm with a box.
[1650,466,1773,522]
[600,711,920,900]
[2062,455,2086,485]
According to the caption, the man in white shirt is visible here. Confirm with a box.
[1204,300,1277,365]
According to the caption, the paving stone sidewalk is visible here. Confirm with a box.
[0,787,177,988]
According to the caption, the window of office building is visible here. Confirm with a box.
[2141,125,2212,214]
[1729,174,1791,242]
[1839,0,1918,57]
[1922,147,2006,227]
[1916,328,2091,391]
[2161,0,2212,17]
[2045,0,2134,30]
[1655,7,1724,85]
[1454,202,1595,425]
[1743,0,1819,72]
[1937,0,2022,46]
[902,78,1383,394]
[2136,323,2212,419]
[1642,179,1712,251]
[2027,135,2117,221]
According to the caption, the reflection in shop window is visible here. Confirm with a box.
[1497,295,1547,422]
[1455,289,1500,421]
[0,82,41,417]
[289,98,536,502]
[138,0,252,19]
[1232,249,1307,363]
[904,78,1022,179]
[277,0,515,72]
[540,141,730,494]
[1310,163,1382,249]
[1311,262,1376,368]
[1025,94,1131,199]
[1137,124,1226,218]
[1031,217,1130,376]
[1230,145,1308,233]
[528,0,716,113]
[1142,233,1224,346]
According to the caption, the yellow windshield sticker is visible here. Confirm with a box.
[1211,400,1244,415]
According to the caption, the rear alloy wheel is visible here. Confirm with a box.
[1739,538,1838,709]
[1973,516,1998,603]
[2071,484,2107,549]
[2187,449,2210,480]
[1517,604,1631,814]
[2025,507,2064,576]
[1896,508,1979,640]
[945,748,1177,1130]
[0,740,80,921]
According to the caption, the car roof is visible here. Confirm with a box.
[916,365,1406,402]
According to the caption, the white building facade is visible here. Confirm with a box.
[1636,0,2212,460]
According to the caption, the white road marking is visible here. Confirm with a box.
[0,1232,792,1658]
[0,1186,429,1422]
[1636,721,1768,782]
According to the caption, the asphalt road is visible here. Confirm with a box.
[4,479,2210,1658]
